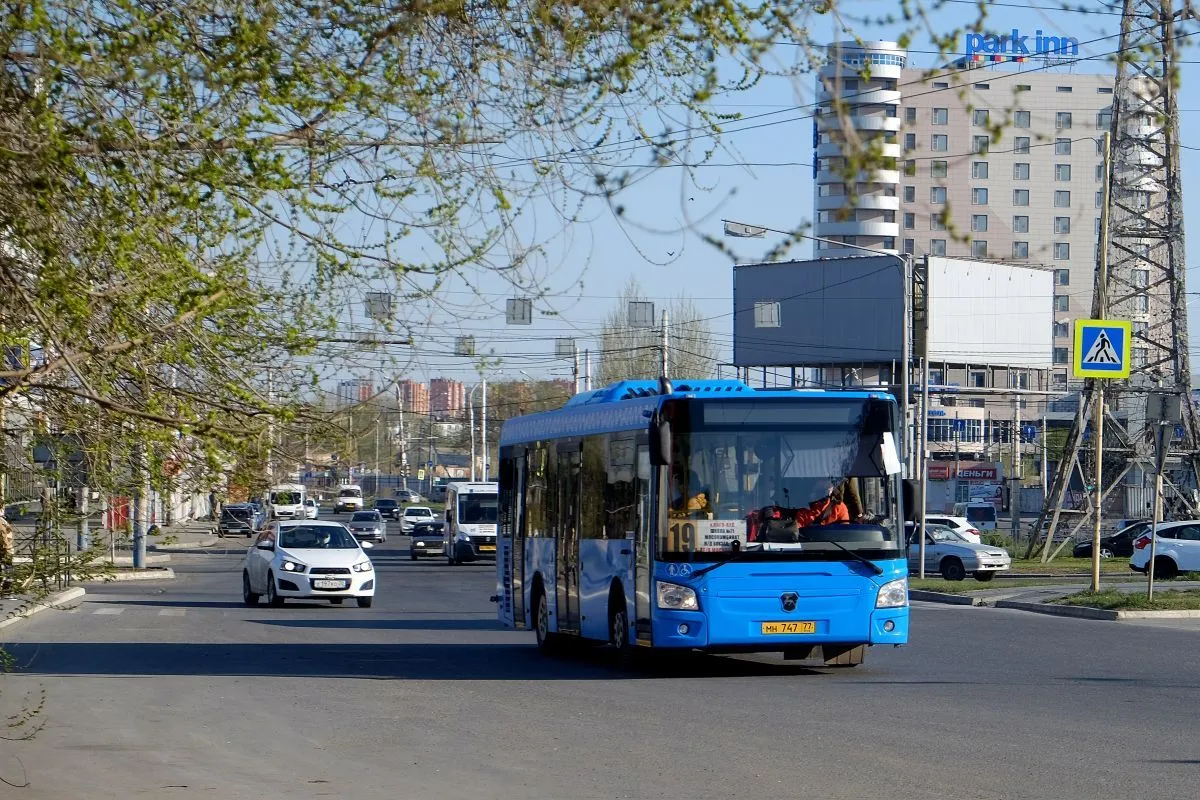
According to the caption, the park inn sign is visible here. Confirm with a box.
[964,29,1080,59]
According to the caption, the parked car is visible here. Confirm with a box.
[906,522,1011,582]
[374,498,400,520]
[218,504,258,537]
[1073,521,1149,559]
[395,488,422,503]
[347,510,387,543]
[400,506,437,534]
[924,515,983,544]
[1129,520,1200,580]
[242,521,375,607]
[304,498,319,520]
[409,521,446,560]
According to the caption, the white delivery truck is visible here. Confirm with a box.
[269,483,307,520]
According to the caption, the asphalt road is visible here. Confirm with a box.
[3,512,1199,799]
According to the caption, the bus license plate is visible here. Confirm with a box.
[314,579,348,590]
[761,621,816,635]
[479,545,496,552]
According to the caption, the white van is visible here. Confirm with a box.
[334,484,364,513]
[953,502,998,532]
[269,483,307,520]
[444,482,499,564]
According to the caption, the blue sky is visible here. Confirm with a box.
[325,3,1200,388]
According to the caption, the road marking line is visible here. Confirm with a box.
[157,608,186,617]
[93,607,124,615]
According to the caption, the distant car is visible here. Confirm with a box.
[409,521,446,560]
[924,516,983,544]
[374,498,400,520]
[400,506,437,534]
[906,522,1011,582]
[304,498,319,520]
[1073,521,1148,559]
[218,504,257,537]
[243,521,375,608]
[1129,520,1200,580]
[347,510,386,543]
[395,489,422,503]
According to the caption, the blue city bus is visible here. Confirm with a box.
[495,379,910,667]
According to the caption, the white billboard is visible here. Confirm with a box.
[926,257,1053,368]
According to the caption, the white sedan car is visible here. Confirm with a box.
[243,521,376,608]
[400,506,437,534]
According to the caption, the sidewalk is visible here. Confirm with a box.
[912,579,1200,619]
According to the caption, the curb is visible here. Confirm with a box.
[101,554,171,566]
[994,600,1120,620]
[0,586,87,631]
[910,590,984,606]
[149,539,220,551]
[84,568,176,583]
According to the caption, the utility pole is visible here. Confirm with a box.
[572,342,580,395]
[374,411,381,497]
[1010,398,1021,545]
[469,387,477,482]
[660,310,670,381]
[585,350,592,391]
[481,379,489,482]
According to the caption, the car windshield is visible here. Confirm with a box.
[350,512,379,522]
[271,491,302,505]
[278,526,359,549]
[927,527,966,543]
[338,488,362,498]
[376,500,395,507]
[459,495,498,524]
[406,508,432,517]
[222,507,252,521]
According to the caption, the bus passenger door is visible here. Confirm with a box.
[556,445,581,634]
[634,443,654,645]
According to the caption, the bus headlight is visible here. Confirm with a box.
[656,581,698,611]
[876,578,908,608]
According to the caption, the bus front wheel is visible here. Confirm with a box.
[609,599,634,667]
[534,587,560,654]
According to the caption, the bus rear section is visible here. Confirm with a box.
[445,482,499,565]
[496,380,910,667]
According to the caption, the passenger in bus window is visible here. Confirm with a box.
[670,466,712,519]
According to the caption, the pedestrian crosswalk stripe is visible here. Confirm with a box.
[93,607,124,615]
[157,608,186,616]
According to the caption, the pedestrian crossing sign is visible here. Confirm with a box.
[1073,319,1131,379]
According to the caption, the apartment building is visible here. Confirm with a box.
[396,379,430,415]
[429,378,466,421]
[812,39,1150,392]
[336,378,375,406]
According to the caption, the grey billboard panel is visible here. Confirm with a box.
[733,256,903,367]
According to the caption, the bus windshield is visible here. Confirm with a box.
[661,399,902,561]
[458,493,499,524]
[338,487,362,498]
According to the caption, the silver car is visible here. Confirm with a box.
[906,523,1011,582]
[347,511,387,544]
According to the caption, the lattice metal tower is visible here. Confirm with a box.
[1031,0,1199,557]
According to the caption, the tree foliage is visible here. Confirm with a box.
[597,277,716,385]
[0,0,822,498]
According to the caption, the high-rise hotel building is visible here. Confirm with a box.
[814,40,1123,390]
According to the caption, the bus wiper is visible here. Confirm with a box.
[692,541,758,578]
[824,538,884,576]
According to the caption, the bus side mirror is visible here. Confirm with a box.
[649,416,672,467]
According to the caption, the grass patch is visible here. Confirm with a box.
[1007,557,1131,575]
[910,577,1086,594]
[1053,588,1200,611]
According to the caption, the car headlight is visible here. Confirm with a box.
[280,559,306,573]
[876,578,908,608]
[352,560,373,573]
[656,581,699,611]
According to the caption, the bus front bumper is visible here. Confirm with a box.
[650,606,908,650]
